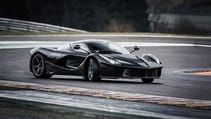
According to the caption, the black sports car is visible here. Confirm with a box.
[30,40,162,83]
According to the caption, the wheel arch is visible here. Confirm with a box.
[83,56,100,76]
[29,47,54,72]
[29,51,48,72]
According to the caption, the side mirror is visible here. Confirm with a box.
[134,46,139,51]
[73,45,80,50]
[72,44,90,54]
[130,46,139,53]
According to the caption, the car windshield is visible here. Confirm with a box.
[86,41,129,54]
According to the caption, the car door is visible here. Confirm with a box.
[66,43,89,69]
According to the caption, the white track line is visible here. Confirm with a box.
[1,34,211,39]
[0,41,211,49]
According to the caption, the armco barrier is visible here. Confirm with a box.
[0,17,87,33]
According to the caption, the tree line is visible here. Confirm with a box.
[0,0,148,32]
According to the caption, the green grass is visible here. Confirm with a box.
[0,31,82,35]
[0,31,210,37]
[0,31,158,36]
[88,32,211,37]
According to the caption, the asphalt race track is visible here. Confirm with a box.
[1,35,211,100]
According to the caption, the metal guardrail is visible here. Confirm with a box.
[0,17,87,33]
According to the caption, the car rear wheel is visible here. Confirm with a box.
[85,58,101,81]
[31,53,52,78]
[141,78,154,83]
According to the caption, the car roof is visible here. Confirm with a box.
[72,39,111,44]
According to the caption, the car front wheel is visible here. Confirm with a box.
[85,58,101,81]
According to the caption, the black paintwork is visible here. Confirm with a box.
[29,40,162,79]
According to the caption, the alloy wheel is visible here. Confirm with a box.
[88,59,94,80]
[32,54,44,77]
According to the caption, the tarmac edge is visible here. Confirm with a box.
[0,80,211,110]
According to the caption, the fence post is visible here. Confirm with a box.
[27,21,30,32]
[7,20,10,31]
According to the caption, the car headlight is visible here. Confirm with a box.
[116,59,133,65]
[100,55,120,65]
[109,59,120,65]
[152,56,161,64]
[142,54,161,64]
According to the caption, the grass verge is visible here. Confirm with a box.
[0,31,82,35]
[0,31,211,37]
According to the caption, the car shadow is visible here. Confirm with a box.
[47,77,163,85]
[100,80,162,85]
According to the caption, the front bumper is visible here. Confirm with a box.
[99,63,162,79]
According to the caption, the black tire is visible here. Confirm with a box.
[85,58,101,81]
[30,53,52,78]
[141,78,154,83]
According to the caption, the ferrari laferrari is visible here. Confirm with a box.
[30,40,162,83]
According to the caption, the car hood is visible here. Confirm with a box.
[105,54,139,62]
[101,54,160,68]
